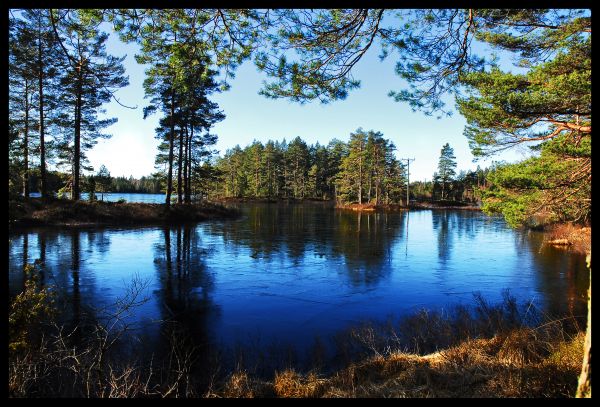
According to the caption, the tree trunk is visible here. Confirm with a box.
[177,127,183,204]
[23,80,30,198]
[358,156,363,205]
[184,123,192,203]
[182,124,188,203]
[255,157,259,197]
[267,157,272,198]
[165,90,175,209]
[38,27,47,198]
[294,160,299,198]
[576,254,591,398]
[72,67,83,201]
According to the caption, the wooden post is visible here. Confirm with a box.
[400,158,415,207]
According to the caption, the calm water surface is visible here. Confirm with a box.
[9,203,588,361]
[28,192,165,203]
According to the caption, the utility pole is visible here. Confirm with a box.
[399,158,415,207]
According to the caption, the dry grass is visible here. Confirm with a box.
[273,370,326,397]
[205,293,586,398]
[208,327,584,398]
[335,203,378,212]
[545,223,591,255]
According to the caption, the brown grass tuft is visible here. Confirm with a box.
[496,329,548,366]
[221,371,256,398]
[545,223,591,255]
[273,370,324,397]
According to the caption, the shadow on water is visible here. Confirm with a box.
[512,229,588,318]
[146,225,222,386]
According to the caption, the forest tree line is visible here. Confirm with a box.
[200,133,491,205]
[9,9,225,208]
[18,133,492,207]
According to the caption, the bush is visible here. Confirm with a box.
[9,263,55,353]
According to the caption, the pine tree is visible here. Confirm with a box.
[436,143,457,201]
[50,10,128,200]
[8,14,37,197]
[338,129,367,204]
[95,164,111,201]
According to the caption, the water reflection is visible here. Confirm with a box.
[332,210,403,286]
[513,229,588,317]
[150,225,220,378]
[8,205,589,367]
[432,210,454,265]
[206,204,404,287]
[70,230,81,328]
[154,225,217,329]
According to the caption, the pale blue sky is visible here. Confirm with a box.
[87,23,530,181]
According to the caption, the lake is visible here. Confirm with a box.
[28,192,165,203]
[9,203,588,371]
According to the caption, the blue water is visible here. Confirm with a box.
[8,203,588,361]
[28,192,165,203]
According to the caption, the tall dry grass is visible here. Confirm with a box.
[545,223,591,255]
[211,292,585,398]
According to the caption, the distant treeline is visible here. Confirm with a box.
[21,169,164,196]
[207,129,407,204]
[106,175,163,194]
[409,169,490,204]
[204,130,491,205]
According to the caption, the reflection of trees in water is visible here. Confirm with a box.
[12,231,71,295]
[11,229,105,340]
[432,210,455,265]
[513,230,588,318]
[71,230,81,330]
[206,204,404,286]
[37,231,47,287]
[22,234,29,291]
[431,210,482,266]
[151,225,220,384]
[85,229,111,256]
[155,226,215,315]
[209,205,304,259]
[330,210,404,286]
[454,210,477,240]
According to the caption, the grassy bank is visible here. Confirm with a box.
[543,223,591,255]
[215,329,584,398]
[211,292,586,398]
[9,197,240,228]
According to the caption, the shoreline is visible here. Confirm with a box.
[334,201,481,212]
[9,197,241,229]
[213,197,482,212]
[10,197,590,254]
